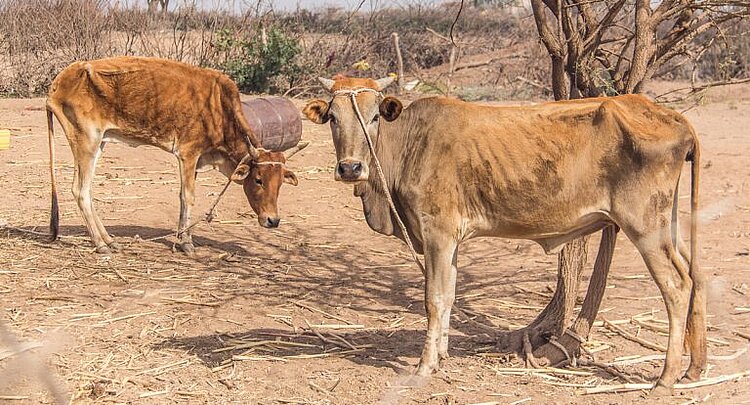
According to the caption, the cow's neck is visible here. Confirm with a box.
[354,121,408,238]
[221,118,256,162]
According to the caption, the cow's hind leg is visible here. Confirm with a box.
[416,229,458,376]
[71,138,110,253]
[629,227,692,395]
[176,155,199,255]
[681,238,706,382]
[671,183,706,381]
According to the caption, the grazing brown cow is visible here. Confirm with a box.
[47,56,307,254]
[304,76,703,395]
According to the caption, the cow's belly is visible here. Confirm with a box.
[472,207,612,253]
[103,128,174,152]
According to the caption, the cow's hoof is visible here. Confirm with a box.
[108,241,123,252]
[649,383,674,397]
[680,369,702,383]
[95,245,112,254]
[178,242,195,255]
[415,362,436,377]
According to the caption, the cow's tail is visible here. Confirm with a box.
[47,106,59,241]
[687,136,700,277]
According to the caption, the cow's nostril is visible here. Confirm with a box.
[267,218,280,228]
[351,162,362,174]
[337,163,347,176]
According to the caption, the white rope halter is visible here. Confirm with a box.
[333,88,426,274]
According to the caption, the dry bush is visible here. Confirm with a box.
[0,0,113,95]
[0,0,744,99]
[0,0,241,96]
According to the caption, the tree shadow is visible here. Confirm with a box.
[2,219,567,366]
[153,327,497,372]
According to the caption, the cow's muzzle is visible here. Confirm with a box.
[336,159,367,182]
[260,216,280,228]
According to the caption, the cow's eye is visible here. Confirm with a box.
[255,178,263,186]
[372,114,379,123]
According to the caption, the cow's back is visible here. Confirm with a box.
[47,56,242,151]
[386,95,695,238]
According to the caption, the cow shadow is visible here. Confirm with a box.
[2,220,568,365]
[152,324,652,383]
[1,224,251,255]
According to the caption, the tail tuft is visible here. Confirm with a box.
[47,107,59,241]
[50,191,59,241]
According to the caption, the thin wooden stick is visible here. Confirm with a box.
[611,346,748,366]
[576,359,636,383]
[603,318,666,352]
[308,324,364,330]
[391,32,404,94]
[491,367,593,376]
[581,369,750,394]
[293,301,354,324]
[0,341,43,361]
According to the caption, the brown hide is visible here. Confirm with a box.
[306,76,703,393]
[47,56,297,253]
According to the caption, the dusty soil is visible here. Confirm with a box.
[1,86,749,405]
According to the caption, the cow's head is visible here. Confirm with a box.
[303,76,401,183]
[231,142,308,228]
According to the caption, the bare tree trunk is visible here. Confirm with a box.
[448,45,458,74]
[532,226,617,365]
[551,55,569,101]
[523,0,747,367]
[147,0,159,14]
[391,32,404,94]
[500,235,589,352]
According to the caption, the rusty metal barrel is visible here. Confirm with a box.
[241,97,302,151]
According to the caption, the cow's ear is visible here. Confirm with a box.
[379,96,403,122]
[283,169,299,186]
[231,163,251,181]
[303,99,330,124]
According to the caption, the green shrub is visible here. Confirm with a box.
[213,26,307,94]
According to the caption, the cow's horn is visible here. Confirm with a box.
[246,144,260,160]
[284,141,310,159]
[318,77,335,92]
[375,76,395,91]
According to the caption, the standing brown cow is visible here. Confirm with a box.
[305,76,703,395]
[47,56,306,254]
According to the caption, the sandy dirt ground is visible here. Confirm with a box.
[1,86,749,404]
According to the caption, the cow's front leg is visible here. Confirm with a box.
[177,155,199,255]
[416,231,458,376]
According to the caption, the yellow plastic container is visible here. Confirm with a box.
[0,129,9,150]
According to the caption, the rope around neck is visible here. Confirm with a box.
[343,88,426,274]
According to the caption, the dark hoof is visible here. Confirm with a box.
[95,245,112,254]
[649,383,674,397]
[108,241,123,252]
[178,242,195,255]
